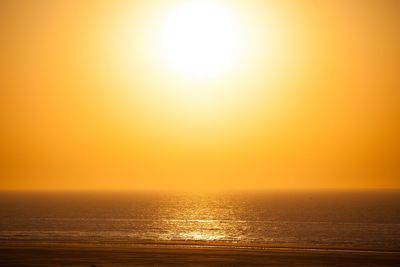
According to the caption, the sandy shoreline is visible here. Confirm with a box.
[0,241,399,266]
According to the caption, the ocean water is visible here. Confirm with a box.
[0,190,399,250]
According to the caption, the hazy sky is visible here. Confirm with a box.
[1,0,399,190]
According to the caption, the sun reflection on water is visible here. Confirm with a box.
[177,219,228,241]
[155,194,242,242]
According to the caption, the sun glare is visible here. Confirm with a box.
[90,0,306,141]
[160,1,244,80]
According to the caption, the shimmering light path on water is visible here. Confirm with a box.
[1,191,400,250]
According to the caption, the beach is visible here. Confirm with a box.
[1,242,399,266]
[1,191,400,266]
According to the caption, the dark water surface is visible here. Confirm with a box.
[1,190,399,250]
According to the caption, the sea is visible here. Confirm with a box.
[1,190,399,251]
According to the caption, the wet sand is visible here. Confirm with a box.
[0,242,399,266]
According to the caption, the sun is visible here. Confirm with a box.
[160,1,244,80]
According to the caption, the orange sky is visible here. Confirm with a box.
[1,0,399,190]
